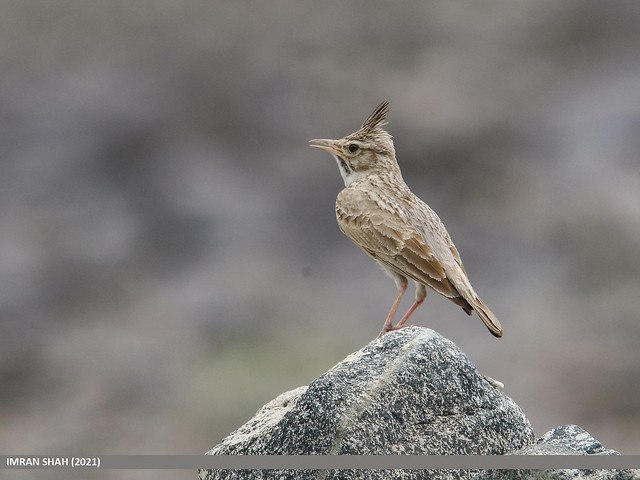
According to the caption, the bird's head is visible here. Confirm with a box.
[310,101,399,187]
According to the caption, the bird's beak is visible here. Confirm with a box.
[309,138,339,154]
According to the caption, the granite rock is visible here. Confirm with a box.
[200,327,535,480]
[480,424,639,480]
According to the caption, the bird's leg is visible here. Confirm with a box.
[396,299,424,327]
[377,277,407,338]
[397,283,427,327]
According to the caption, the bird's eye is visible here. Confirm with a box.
[348,143,359,153]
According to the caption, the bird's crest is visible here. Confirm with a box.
[359,101,389,135]
[349,101,394,155]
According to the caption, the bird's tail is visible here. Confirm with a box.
[472,298,503,338]
[447,264,504,337]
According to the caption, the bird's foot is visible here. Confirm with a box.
[376,323,416,339]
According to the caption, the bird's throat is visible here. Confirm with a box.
[334,155,355,187]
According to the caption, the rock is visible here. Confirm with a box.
[512,424,620,456]
[480,425,640,480]
[200,327,535,480]
[200,327,634,480]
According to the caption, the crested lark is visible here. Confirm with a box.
[310,102,503,338]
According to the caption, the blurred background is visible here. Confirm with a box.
[1,1,640,478]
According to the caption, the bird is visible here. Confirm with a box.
[310,101,503,339]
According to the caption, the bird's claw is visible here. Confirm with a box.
[376,323,416,339]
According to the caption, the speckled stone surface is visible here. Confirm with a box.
[200,327,535,480]
[479,425,639,480]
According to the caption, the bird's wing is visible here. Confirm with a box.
[335,190,461,299]
[409,197,503,337]
[447,240,467,275]
[336,187,503,337]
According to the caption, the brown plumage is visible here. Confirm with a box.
[310,101,503,338]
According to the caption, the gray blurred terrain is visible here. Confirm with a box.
[1,1,640,479]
